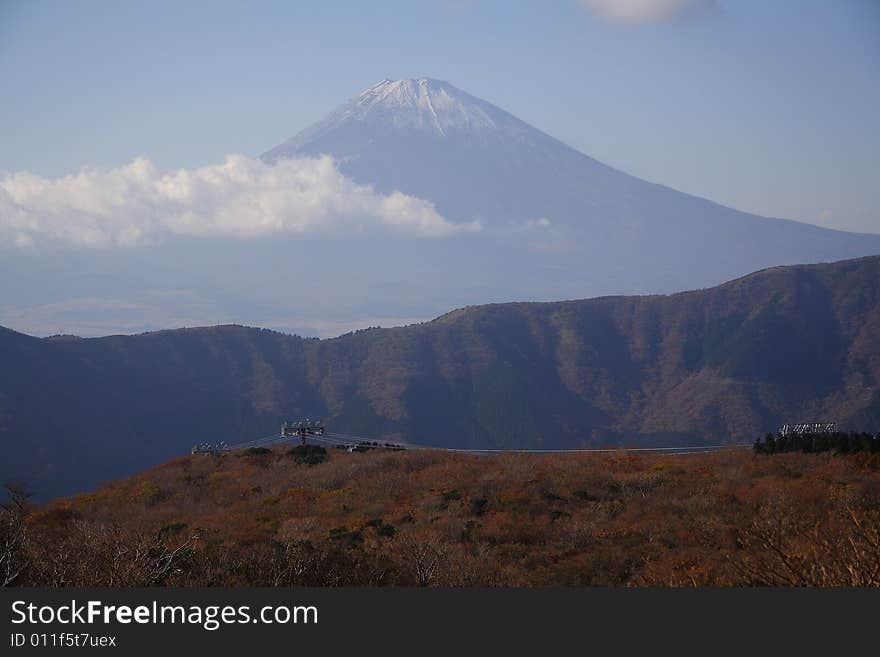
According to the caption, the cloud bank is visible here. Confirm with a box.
[0,155,472,248]
[577,0,719,24]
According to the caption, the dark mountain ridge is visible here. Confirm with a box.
[2,255,879,499]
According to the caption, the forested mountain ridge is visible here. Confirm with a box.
[1,255,878,498]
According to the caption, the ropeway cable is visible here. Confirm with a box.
[324,431,749,454]
[211,428,752,455]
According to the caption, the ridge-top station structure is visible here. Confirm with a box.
[778,422,838,437]
[282,418,325,445]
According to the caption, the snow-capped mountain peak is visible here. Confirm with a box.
[257,78,880,299]
[344,78,503,134]
[263,78,533,160]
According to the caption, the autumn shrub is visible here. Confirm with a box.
[1,483,31,586]
[730,501,880,586]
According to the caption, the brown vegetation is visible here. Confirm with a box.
[4,446,880,587]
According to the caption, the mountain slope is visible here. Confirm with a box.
[263,78,880,288]
[2,256,879,499]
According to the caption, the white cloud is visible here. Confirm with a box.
[0,155,476,248]
[577,0,719,24]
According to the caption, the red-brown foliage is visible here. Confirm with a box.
[4,449,880,586]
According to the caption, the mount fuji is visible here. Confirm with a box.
[264,77,656,226]
[263,77,880,290]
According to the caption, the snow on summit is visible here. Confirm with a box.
[262,78,534,161]
[344,78,505,134]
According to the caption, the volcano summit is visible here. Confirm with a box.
[263,77,879,287]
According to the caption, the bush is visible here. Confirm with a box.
[242,447,272,456]
[376,523,396,538]
[287,445,328,465]
[470,498,489,516]
[328,526,363,544]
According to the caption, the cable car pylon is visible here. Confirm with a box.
[281,418,325,446]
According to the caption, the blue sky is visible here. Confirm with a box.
[1,0,878,233]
